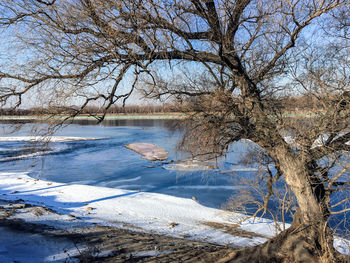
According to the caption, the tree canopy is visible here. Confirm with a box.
[1,0,350,261]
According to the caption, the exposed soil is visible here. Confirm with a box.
[202,222,267,240]
[68,225,236,262]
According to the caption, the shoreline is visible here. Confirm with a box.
[0,170,349,262]
[0,111,327,122]
[0,113,187,121]
[0,200,236,262]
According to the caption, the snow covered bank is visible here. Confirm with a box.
[0,136,107,142]
[0,172,348,256]
[125,142,168,161]
[0,172,269,247]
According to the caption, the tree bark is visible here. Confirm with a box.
[271,147,337,261]
[236,139,340,262]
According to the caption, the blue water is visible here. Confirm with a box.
[0,120,252,209]
[0,119,348,233]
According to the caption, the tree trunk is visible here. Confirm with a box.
[222,156,348,262]
[221,214,336,263]
[268,153,337,261]
[221,198,339,262]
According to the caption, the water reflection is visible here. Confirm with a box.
[72,118,179,128]
[0,118,180,128]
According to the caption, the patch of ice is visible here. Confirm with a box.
[163,159,217,171]
[0,150,54,162]
[0,144,69,162]
[164,162,216,171]
[125,142,168,161]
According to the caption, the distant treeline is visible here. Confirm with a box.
[0,94,333,116]
[279,94,323,112]
[0,104,177,116]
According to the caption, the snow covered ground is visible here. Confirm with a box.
[0,171,349,262]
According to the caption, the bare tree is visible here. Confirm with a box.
[1,0,350,261]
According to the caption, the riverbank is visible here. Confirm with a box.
[0,201,236,262]
[0,113,187,121]
[0,172,349,262]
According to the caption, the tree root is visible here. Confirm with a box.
[217,227,350,263]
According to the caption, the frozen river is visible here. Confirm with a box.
[0,119,254,209]
[0,119,348,232]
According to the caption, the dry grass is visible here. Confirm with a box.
[202,221,267,239]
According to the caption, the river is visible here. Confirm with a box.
[0,119,254,209]
[0,119,348,233]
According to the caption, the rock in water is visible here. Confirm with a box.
[125,143,168,161]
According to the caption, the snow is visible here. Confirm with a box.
[0,171,348,262]
[0,136,106,142]
[125,142,168,161]
[312,134,350,148]
[283,133,350,149]
[334,238,350,255]
[0,172,268,246]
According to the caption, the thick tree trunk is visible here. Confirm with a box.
[223,146,346,262]
[221,189,340,262]
[230,74,347,261]
[222,215,336,263]
[271,153,338,261]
